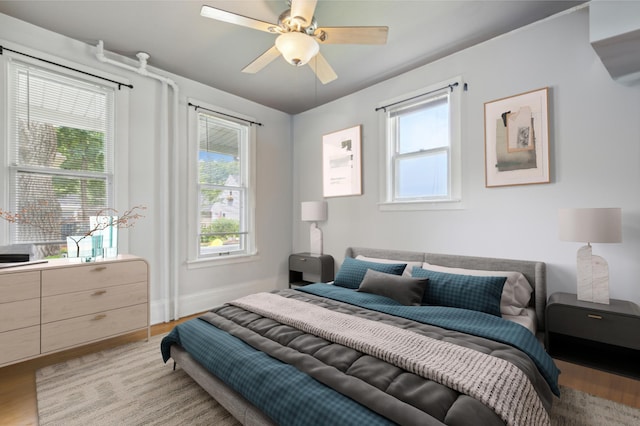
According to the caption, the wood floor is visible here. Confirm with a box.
[1,315,639,425]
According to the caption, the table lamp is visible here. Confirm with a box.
[558,208,622,304]
[301,201,328,255]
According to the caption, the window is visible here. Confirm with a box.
[190,104,255,260]
[379,78,462,210]
[4,60,115,256]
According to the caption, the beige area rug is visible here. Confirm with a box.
[36,334,640,426]
[36,334,240,426]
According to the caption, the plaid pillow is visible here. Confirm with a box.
[334,257,407,289]
[411,267,506,317]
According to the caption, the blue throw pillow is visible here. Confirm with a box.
[334,257,407,289]
[411,267,506,317]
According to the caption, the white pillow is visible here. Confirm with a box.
[356,255,423,278]
[420,263,533,316]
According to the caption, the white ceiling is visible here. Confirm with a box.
[0,1,585,114]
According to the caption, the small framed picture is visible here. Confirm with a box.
[322,125,362,197]
[484,87,550,187]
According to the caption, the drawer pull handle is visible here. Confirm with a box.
[92,314,107,321]
[587,314,603,320]
[92,290,107,296]
[298,258,307,261]
[92,266,107,272]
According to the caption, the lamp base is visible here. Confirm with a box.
[309,222,323,255]
[576,244,610,304]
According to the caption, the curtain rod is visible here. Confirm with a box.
[375,82,462,112]
[0,45,133,90]
[188,102,263,127]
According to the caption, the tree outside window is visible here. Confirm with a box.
[6,61,114,257]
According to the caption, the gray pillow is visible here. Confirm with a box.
[357,269,428,306]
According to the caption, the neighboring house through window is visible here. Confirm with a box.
[2,58,117,257]
[378,77,463,210]
[188,101,256,261]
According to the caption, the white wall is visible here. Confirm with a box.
[292,7,640,306]
[3,5,638,317]
[0,13,293,323]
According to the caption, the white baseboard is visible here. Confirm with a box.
[150,278,278,324]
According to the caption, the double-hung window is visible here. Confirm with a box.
[379,78,462,210]
[4,59,115,256]
[190,104,255,260]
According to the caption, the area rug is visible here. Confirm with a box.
[36,334,640,426]
[550,386,640,426]
[36,334,240,426]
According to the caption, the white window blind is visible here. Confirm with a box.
[7,61,114,250]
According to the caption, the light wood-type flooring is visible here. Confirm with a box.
[1,313,639,425]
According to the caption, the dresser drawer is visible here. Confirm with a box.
[42,260,148,296]
[547,304,640,350]
[0,271,40,303]
[0,325,40,366]
[0,298,40,332]
[42,282,148,323]
[41,303,148,353]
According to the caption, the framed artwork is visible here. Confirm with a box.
[484,87,550,187]
[322,125,362,197]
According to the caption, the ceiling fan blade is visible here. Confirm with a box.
[200,5,278,33]
[308,53,337,84]
[290,0,317,26]
[316,26,388,44]
[242,45,281,74]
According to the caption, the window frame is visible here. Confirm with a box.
[378,77,463,211]
[186,99,257,266]
[0,49,130,250]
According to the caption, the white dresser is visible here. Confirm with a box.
[0,255,149,367]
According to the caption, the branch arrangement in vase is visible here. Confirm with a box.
[0,203,146,257]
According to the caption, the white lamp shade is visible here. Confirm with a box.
[275,32,319,66]
[558,208,622,243]
[301,201,327,222]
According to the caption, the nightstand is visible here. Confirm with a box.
[546,292,640,378]
[288,253,334,288]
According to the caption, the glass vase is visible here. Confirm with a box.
[66,235,103,261]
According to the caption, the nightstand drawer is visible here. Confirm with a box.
[547,304,640,350]
[289,255,318,273]
[288,253,334,287]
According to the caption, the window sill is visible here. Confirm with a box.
[186,251,261,269]
[378,199,464,211]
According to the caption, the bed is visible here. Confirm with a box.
[161,247,559,426]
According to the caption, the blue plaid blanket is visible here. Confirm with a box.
[298,283,560,396]
[161,317,395,426]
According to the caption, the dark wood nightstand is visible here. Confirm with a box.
[288,253,334,288]
[546,292,640,378]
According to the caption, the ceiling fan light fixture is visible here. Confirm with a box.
[275,32,319,66]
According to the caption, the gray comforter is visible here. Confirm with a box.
[198,288,554,426]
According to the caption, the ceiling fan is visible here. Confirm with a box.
[200,0,388,84]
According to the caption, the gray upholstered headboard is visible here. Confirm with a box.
[344,247,547,332]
